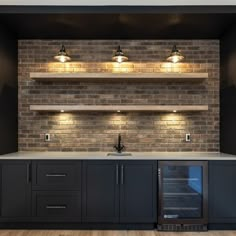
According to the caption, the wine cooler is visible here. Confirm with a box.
[158,161,208,231]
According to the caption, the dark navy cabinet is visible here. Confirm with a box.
[1,161,31,218]
[32,161,82,222]
[82,161,119,223]
[119,161,157,223]
[82,160,157,223]
[0,159,155,227]
[209,161,236,224]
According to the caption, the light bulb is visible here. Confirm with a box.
[59,56,66,63]
[172,56,179,63]
[117,56,122,63]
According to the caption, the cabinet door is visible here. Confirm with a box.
[119,161,157,223]
[82,161,119,223]
[1,161,31,217]
[209,161,236,223]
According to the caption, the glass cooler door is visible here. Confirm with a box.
[158,161,207,223]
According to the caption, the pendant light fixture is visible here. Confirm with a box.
[54,45,71,63]
[167,45,184,63]
[112,45,128,63]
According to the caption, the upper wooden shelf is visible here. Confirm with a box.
[30,105,209,113]
[30,72,208,83]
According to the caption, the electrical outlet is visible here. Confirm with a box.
[185,133,191,142]
[45,133,51,142]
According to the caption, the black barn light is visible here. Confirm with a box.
[54,45,71,63]
[167,45,184,63]
[112,45,128,63]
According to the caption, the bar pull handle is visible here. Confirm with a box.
[46,205,67,209]
[27,163,31,184]
[121,165,124,185]
[116,164,119,185]
[46,174,67,177]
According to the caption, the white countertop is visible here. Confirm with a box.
[0,151,235,160]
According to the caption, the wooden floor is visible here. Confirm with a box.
[0,231,235,236]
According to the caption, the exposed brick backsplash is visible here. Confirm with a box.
[18,40,219,152]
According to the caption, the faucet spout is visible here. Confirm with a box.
[114,134,125,153]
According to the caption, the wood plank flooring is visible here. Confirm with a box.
[0,231,235,236]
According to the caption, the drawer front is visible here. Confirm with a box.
[33,161,81,189]
[33,191,81,219]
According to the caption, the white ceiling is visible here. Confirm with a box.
[0,0,236,5]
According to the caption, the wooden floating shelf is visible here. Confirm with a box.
[30,105,209,113]
[30,72,208,83]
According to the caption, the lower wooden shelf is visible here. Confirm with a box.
[30,72,208,83]
[29,105,209,113]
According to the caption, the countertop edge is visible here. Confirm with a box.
[0,152,235,160]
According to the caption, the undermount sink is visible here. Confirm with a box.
[107,152,132,157]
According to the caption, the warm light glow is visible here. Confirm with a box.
[112,55,128,64]
[173,110,177,113]
[171,55,181,63]
[54,55,71,63]
[117,56,123,63]
[117,110,121,113]
[60,110,65,113]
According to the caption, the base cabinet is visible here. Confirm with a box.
[0,159,157,226]
[119,161,157,223]
[82,161,119,223]
[32,161,82,222]
[1,161,31,218]
[82,160,157,223]
[209,161,236,223]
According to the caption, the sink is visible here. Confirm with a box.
[107,152,132,157]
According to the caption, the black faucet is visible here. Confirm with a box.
[114,134,125,153]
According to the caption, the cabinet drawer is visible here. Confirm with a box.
[33,191,81,219]
[32,161,81,190]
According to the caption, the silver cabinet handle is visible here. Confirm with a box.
[46,205,67,209]
[27,163,31,183]
[121,165,124,185]
[46,174,67,177]
[116,165,119,185]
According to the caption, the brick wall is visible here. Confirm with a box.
[18,40,219,152]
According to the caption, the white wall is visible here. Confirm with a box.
[0,0,236,5]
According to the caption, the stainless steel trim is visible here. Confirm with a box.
[164,207,199,210]
[164,193,199,196]
[163,178,199,181]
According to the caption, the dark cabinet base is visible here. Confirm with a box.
[0,223,156,230]
[208,224,236,230]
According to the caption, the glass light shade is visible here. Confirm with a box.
[112,46,128,63]
[54,45,71,63]
[167,45,184,63]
